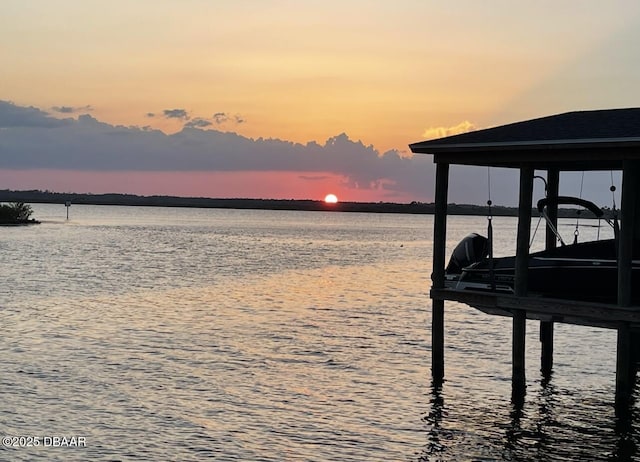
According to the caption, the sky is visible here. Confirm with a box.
[2,0,640,204]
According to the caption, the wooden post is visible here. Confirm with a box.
[515,166,534,297]
[544,168,559,250]
[618,162,639,306]
[512,310,527,398]
[540,321,554,378]
[432,299,445,385]
[541,168,559,377]
[632,330,640,366]
[431,162,449,385]
[616,324,634,406]
[512,166,533,395]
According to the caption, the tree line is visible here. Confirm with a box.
[0,189,608,218]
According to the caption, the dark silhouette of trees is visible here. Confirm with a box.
[0,202,37,224]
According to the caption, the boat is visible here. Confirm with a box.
[444,196,640,303]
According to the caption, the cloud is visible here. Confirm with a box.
[11,100,599,204]
[213,112,245,124]
[422,120,477,140]
[0,100,437,200]
[0,100,70,128]
[146,112,155,118]
[213,112,228,124]
[184,118,212,128]
[52,106,74,113]
[51,105,93,114]
[163,109,190,120]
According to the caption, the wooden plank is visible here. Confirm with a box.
[430,145,640,170]
[430,288,640,326]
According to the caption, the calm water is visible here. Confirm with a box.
[0,205,637,461]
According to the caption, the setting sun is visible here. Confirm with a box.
[324,193,338,203]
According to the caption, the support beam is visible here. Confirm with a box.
[618,162,640,306]
[512,166,533,396]
[541,168,559,377]
[632,330,640,367]
[515,166,534,297]
[616,324,634,406]
[540,321,554,377]
[431,162,449,385]
[512,310,527,397]
[432,299,445,384]
[545,168,560,250]
[432,162,449,289]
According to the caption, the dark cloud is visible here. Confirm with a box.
[213,112,228,124]
[0,101,436,199]
[163,109,189,120]
[51,105,93,114]
[2,100,607,204]
[52,106,74,114]
[184,118,212,128]
[0,100,70,128]
[212,112,245,125]
[146,112,155,118]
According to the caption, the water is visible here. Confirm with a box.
[0,205,637,461]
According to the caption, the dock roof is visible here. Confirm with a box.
[409,108,640,170]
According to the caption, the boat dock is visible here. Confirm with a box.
[410,108,640,407]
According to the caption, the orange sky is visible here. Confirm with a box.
[2,1,640,202]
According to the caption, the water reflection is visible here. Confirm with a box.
[420,375,640,461]
[532,378,556,458]
[502,379,554,461]
[613,384,639,462]
[420,384,446,461]
[502,394,525,459]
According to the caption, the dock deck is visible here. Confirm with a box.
[431,287,640,329]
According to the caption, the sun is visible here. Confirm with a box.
[324,193,338,203]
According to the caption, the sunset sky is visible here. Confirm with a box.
[2,1,640,204]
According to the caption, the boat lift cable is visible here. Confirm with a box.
[611,171,618,209]
[530,175,549,248]
[574,171,585,244]
[610,170,620,246]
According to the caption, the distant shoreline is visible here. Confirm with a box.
[0,189,606,218]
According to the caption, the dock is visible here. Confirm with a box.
[410,108,640,407]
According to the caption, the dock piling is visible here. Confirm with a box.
[616,325,634,407]
[539,169,559,378]
[431,162,449,385]
[540,321,554,377]
[512,310,527,396]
